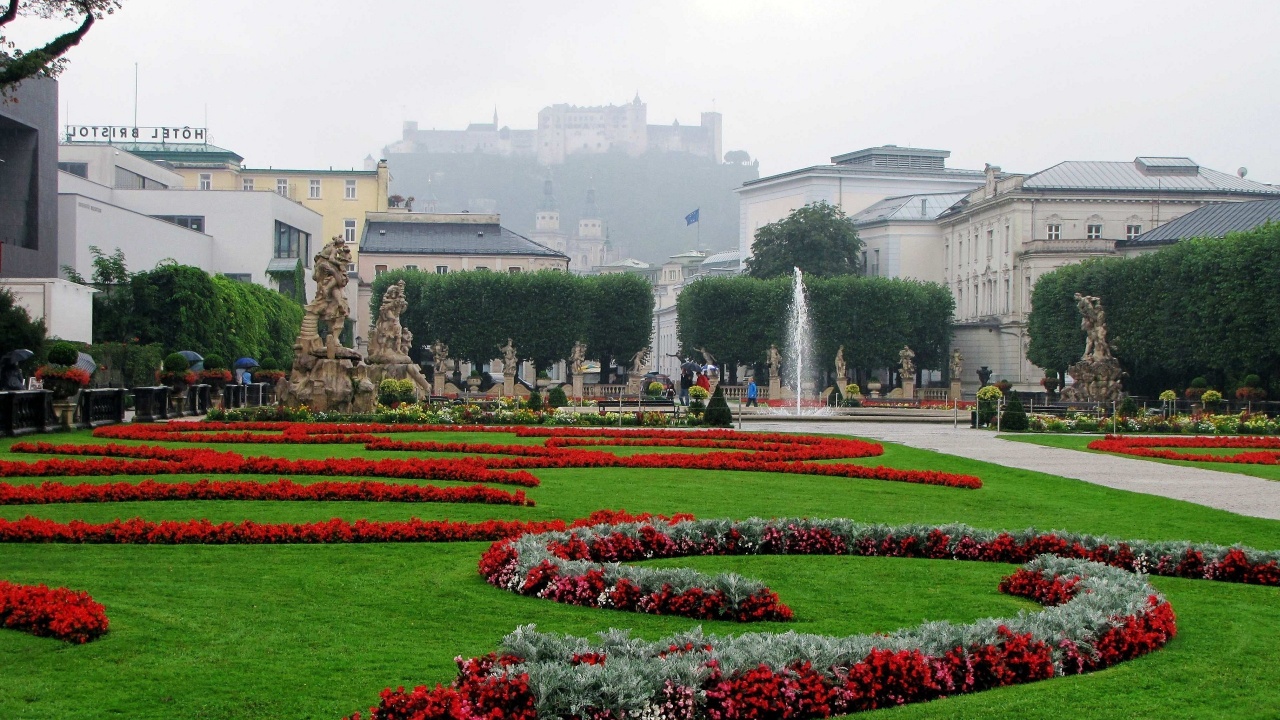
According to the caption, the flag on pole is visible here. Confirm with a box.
[684,208,700,226]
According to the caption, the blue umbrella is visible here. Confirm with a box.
[233,357,260,369]
[178,350,204,371]
[75,352,97,374]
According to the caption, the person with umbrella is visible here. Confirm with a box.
[0,349,33,390]
[678,361,696,406]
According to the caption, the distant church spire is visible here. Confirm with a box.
[493,106,498,127]
[540,170,557,211]
[582,186,599,219]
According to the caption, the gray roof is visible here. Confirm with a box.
[361,220,568,258]
[849,192,970,225]
[1124,199,1280,246]
[1024,159,1278,194]
[701,250,740,266]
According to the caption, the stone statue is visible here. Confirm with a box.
[570,341,587,374]
[367,280,412,364]
[695,346,716,367]
[306,236,356,361]
[1075,293,1112,361]
[281,237,364,412]
[833,346,846,384]
[949,349,964,379]
[899,345,916,378]
[1061,293,1123,403]
[499,338,518,375]
[430,341,450,372]
[630,346,651,376]
[766,344,781,375]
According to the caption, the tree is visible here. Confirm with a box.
[582,273,653,382]
[723,150,751,165]
[744,201,863,279]
[676,276,788,383]
[1,0,120,95]
[510,270,587,376]
[0,287,45,356]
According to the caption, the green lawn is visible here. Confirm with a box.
[1000,433,1280,482]
[1,428,1278,719]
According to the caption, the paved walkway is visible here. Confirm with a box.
[744,420,1280,520]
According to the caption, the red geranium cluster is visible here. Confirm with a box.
[1088,434,1280,465]
[0,580,108,644]
[0,478,530,506]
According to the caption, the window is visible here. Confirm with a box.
[277,273,297,298]
[871,249,880,277]
[404,264,418,271]
[957,241,962,267]
[274,220,311,259]
[508,266,522,274]
[1046,224,1061,240]
[276,179,289,196]
[861,250,869,275]
[1087,224,1103,239]
[1126,224,1142,240]
[343,219,357,243]
[986,229,994,258]
[345,179,357,200]
[1004,224,1011,253]
[153,215,206,233]
[1004,278,1011,314]
[223,273,252,283]
[309,179,321,199]
[374,265,388,276]
[242,177,255,191]
[199,173,212,190]
[58,162,88,178]
[114,166,166,189]
[475,266,489,271]
[435,265,449,274]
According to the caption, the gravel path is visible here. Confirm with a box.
[744,420,1280,520]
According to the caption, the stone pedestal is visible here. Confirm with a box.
[949,379,962,401]
[503,373,516,397]
[283,358,358,413]
[1061,357,1124,403]
[571,375,584,400]
[902,379,916,400]
[768,377,781,401]
[433,370,447,396]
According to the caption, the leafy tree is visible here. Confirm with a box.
[1,0,120,94]
[582,273,652,382]
[0,287,45,357]
[676,276,788,383]
[511,271,587,375]
[723,150,751,164]
[744,201,863,279]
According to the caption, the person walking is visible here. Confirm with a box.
[745,378,758,407]
[679,369,693,406]
[696,371,711,394]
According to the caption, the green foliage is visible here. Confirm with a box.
[377,379,416,407]
[525,390,543,411]
[677,274,953,377]
[162,353,189,373]
[1028,222,1280,395]
[583,273,653,377]
[547,386,568,408]
[1118,396,1140,418]
[744,201,863,279]
[203,354,226,371]
[0,289,46,360]
[1201,389,1223,407]
[1190,377,1208,389]
[688,385,710,400]
[1243,374,1262,388]
[976,385,1003,425]
[85,342,164,388]
[702,385,733,426]
[1001,392,1029,431]
[46,341,80,366]
[646,381,664,396]
[259,358,280,371]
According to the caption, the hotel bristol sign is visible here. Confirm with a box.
[65,125,207,143]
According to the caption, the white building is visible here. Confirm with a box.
[847,192,970,282]
[57,144,322,296]
[736,146,983,262]
[0,278,95,343]
[940,159,1280,391]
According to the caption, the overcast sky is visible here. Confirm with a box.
[15,0,1280,182]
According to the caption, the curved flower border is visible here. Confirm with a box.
[1089,434,1280,465]
[0,580,108,644]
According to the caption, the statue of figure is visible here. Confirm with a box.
[430,341,450,372]
[306,236,354,359]
[630,346,651,376]
[1074,293,1112,361]
[570,341,587,374]
[899,345,916,378]
[368,280,412,364]
[498,338,518,375]
[949,349,963,380]
[833,346,846,384]
[766,344,781,376]
[695,346,716,367]
[399,327,413,358]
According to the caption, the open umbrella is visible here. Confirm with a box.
[233,357,260,370]
[679,360,701,373]
[75,352,97,375]
[1,349,34,365]
[177,351,204,371]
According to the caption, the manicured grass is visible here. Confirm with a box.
[1000,433,1280,482]
[0,428,1277,719]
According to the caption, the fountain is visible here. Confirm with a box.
[770,267,829,416]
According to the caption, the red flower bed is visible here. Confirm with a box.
[0,580,108,643]
[1088,435,1280,465]
[0,478,530,506]
[0,509,687,545]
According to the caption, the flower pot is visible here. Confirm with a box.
[867,380,882,398]
[52,397,78,430]
[466,377,482,390]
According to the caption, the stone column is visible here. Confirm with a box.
[571,374,584,400]
[902,379,916,400]
[503,370,515,397]
[949,379,962,401]
[768,373,781,402]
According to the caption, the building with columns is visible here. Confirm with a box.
[940,158,1280,391]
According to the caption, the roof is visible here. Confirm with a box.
[830,145,950,167]
[103,142,244,165]
[360,215,567,258]
[1124,199,1280,246]
[1024,159,1278,194]
[241,167,376,176]
[600,258,650,269]
[701,250,740,266]
[742,162,983,189]
[849,192,970,225]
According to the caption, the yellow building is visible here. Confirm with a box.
[118,142,389,262]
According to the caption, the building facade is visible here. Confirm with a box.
[847,191,970,282]
[527,176,609,273]
[388,96,722,166]
[1,78,60,278]
[736,146,984,264]
[939,159,1280,391]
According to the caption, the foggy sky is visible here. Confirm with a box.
[15,0,1280,182]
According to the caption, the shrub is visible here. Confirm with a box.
[702,386,733,427]
[689,385,709,401]
[646,381,664,396]
[47,341,79,367]
[525,391,543,411]
[162,353,189,373]
[1190,377,1208,388]
[1244,374,1262,388]
[1118,396,1140,418]
[259,357,280,371]
[1201,389,1223,408]
[203,354,226,370]
[1000,392,1028,431]
[1159,390,1177,403]
[845,383,860,396]
[976,385,1002,426]
[547,386,568,408]
[377,378,416,407]
[689,398,706,418]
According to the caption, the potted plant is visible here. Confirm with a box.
[157,353,196,393]
[253,357,286,384]
[199,354,233,393]
[646,381,664,398]
[1200,389,1223,413]
[1040,371,1061,400]
[1184,377,1208,402]
[1235,374,1267,402]
[866,375,882,397]
[976,384,1003,426]
[466,369,483,390]
[36,341,91,428]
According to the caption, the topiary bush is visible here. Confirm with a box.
[203,354,226,370]
[1118,395,1140,418]
[547,386,568,408]
[976,385,1002,426]
[1001,392,1028,431]
[646,381,664,397]
[525,390,543,412]
[47,341,79,367]
[702,386,733,427]
[259,357,280,371]
[162,353,189,373]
